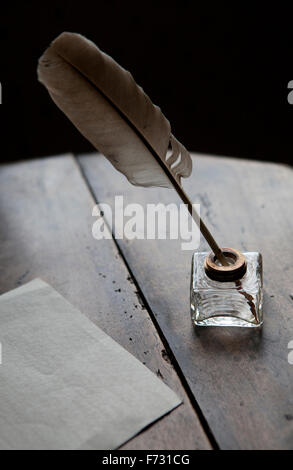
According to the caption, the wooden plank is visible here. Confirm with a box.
[78,152,293,450]
[0,154,211,450]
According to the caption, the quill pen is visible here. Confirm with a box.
[37,32,227,265]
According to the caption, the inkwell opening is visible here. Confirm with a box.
[204,248,247,282]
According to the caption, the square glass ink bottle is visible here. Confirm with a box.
[190,248,263,327]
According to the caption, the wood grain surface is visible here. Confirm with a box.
[0,154,211,450]
[78,152,293,449]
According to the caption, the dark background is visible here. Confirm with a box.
[0,1,292,164]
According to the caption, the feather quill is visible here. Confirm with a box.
[37,32,227,264]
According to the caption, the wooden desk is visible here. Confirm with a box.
[0,153,292,449]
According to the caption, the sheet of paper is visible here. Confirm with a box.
[0,279,181,450]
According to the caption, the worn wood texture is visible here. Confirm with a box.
[79,152,293,450]
[0,155,211,450]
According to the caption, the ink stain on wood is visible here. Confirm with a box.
[284,414,293,421]
[161,349,172,365]
[16,270,30,286]
[156,369,164,379]
[126,275,134,284]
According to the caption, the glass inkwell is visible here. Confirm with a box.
[191,248,263,327]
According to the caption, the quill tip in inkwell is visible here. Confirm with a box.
[204,248,247,282]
